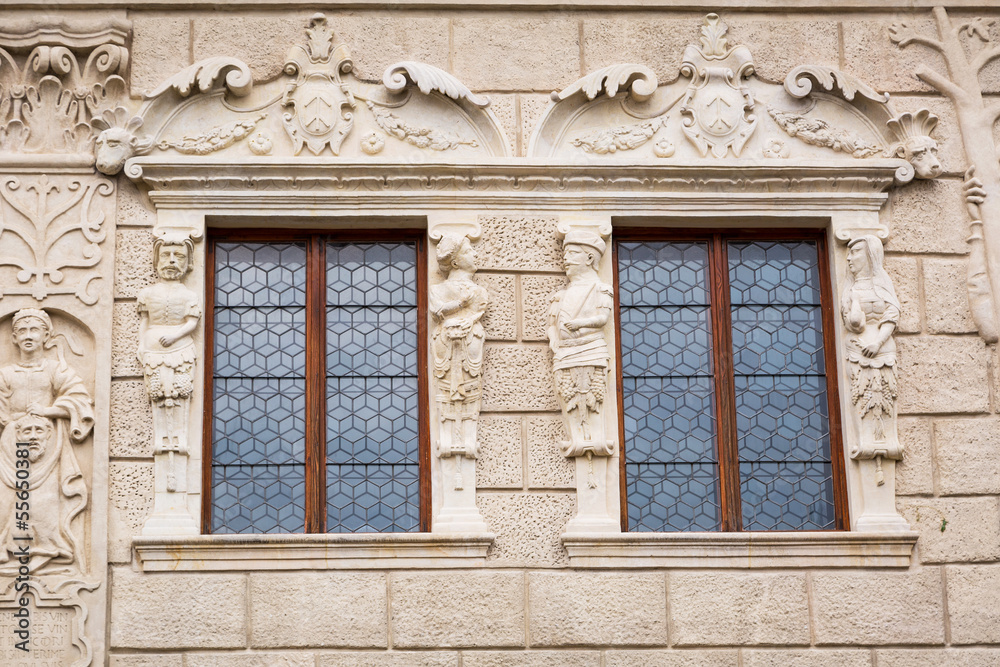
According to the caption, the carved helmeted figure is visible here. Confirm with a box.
[138,231,201,490]
[548,231,615,458]
[0,309,93,574]
[430,235,488,465]
[842,235,903,484]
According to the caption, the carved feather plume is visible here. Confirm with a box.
[552,64,658,103]
[382,61,489,107]
[145,57,253,99]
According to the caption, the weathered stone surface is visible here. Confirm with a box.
[812,569,944,644]
[116,178,156,228]
[477,215,563,272]
[898,497,1000,563]
[886,179,970,255]
[884,255,921,334]
[669,573,809,646]
[250,572,386,648]
[521,275,566,341]
[187,654,317,667]
[111,656,183,667]
[947,565,1000,644]
[112,301,142,377]
[453,15,579,91]
[489,94,517,157]
[330,16,451,82]
[842,19,948,93]
[742,650,872,667]
[464,651,601,667]
[115,229,157,299]
[935,418,1000,495]
[110,568,246,648]
[582,16,697,82]
[526,415,575,488]
[132,17,190,96]
[528,572,667,646]
[726,19,839,84]
[391,571,525,648]
[108,461,153,563]
[477,415,524,488]
[476,272,517,341]
[110,379,154,457]
[193,15,310,82]
[477,492,574,566]
[319,654,457,667]
[482,345,559,411]
[520,93,553,156]
[896,337,990,415]
[896,417,934,496]
[877,648,1000,667]
[925,258,977,334]
[605,651,739,667]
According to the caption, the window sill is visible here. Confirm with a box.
[133,532,495,572]
[561,531,918,568]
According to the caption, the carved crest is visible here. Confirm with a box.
[280,14,357,155]
[679,14,757,157]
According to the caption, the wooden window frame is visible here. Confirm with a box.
[613,228,848,532]
[202,228,430,534]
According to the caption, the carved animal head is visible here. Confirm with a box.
[887,109,941,180]
[91,108,150,175]
[901,135,942,180]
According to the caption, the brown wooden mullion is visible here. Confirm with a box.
[201,241,217,534]
[611,239,630,531]
[304,237,327,533]
[708,234,742,532]
[416,233,431,532]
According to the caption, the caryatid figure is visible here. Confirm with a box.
[137,231,201,492]
[548,231,616,462]
[430,235,488,489]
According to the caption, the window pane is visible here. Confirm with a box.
[326,241,419,532]
[212,242,307,533]
[728,241,834,531]
[619,241,719,531]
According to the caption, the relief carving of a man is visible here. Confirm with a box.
[0,309,93,574]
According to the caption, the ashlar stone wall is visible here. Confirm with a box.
[54,3,1000,665]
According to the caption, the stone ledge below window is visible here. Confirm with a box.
[561,531,918,568]
[133,533,495,572]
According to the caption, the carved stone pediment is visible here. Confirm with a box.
[99,13,507,175]
[530,13,939,187]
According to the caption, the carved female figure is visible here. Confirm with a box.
[430,234,488,461]
[841,235,903,482]
[0,309,93,574]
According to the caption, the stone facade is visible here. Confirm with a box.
[0,3,998,665]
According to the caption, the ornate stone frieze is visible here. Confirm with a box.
[891,9,1000,342]
[571,117,665,155]
[157,114,266,156]
[767,107,881,159]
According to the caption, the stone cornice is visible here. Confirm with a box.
[2,1,995,10]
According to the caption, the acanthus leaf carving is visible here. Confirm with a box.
[571,117,665,155]
[784,65,890,105]
[367,101,478,151]
[383,61,490,107]
[767,106,882,159]
[144,57,254,99]
[552,64,659,103]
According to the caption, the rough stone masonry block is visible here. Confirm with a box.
[131,17,190,96]
[897,337,990,414]
[453,15,579,91]
[581,15,699,82]
[886,179,970,255]
[884,256,921,334]
[187,654,317,667]
[476,415,523,488]
[110,656,183,667]
[115,229,157,300]
[898,497,1000,563]
[877,648,1000,667]
[112,302,142,377]
[391,571,525,648]
[477,492,574,566]
[526,415,575,488]
[895,417,934,495]
[325,15,451,83]
[935,418,1000,495]
[528,572,668,646]
[193,14,312,82]
[108,461,153,563]
[116,178,156,228]
[109,379,153,457]
[477,215,563,272]
[726,19,839,84]
[948,565,1000,644]
[842,19,949,93]
[488,93,517,157]
[463,651,601,667]
[742,650,872,667]
[812,569,944,645]
[250,572,386,648]
[925,258,977,334]
[605,651,738,667]
[521,275,566,341]
[520,93,553,155]
[669,573,809,646]
[482,345,559,411]
[476,272,517,341]
[319,653,457,667]
[110,568,246,649]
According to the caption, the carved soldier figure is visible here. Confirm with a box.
[548,231,615,458]
[138,231,201,489]
[430,234,488,467]
[842,235,903,484]
[0,309,93,574]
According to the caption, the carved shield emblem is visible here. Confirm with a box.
[692,75,744,138]
[282,74,356,155]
